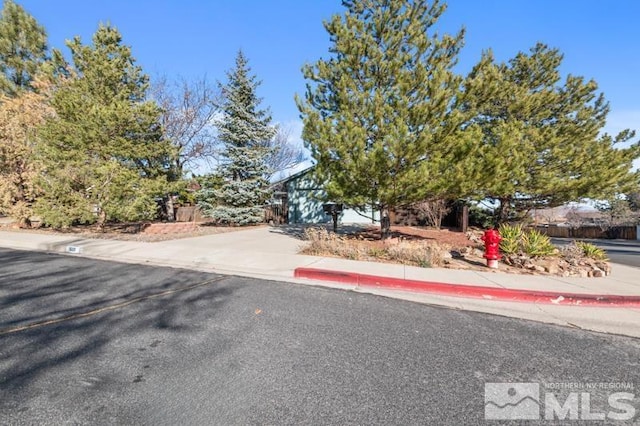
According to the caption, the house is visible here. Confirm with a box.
[272,166,379,225]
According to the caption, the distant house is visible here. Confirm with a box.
[272,166,379,225]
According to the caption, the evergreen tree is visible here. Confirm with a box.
[35,24,173,228]
[296,0,481,238]
[0,0,47,96]
[198,51,275,225]
[596,197,638,227]
[465,44,640,222]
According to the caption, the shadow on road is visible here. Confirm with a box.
[0,249,235,395]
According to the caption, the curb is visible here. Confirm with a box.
[293,268,640,307]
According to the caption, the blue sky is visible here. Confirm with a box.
[18,0,640,149]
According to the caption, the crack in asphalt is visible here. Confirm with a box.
[0,275,229,336]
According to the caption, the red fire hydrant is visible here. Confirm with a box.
[481,228,502,269]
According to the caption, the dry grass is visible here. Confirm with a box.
[301,227,447,267]
[0,221,256,242]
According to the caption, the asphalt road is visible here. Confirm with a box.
[551,237,640,268]
[1,248,639,425]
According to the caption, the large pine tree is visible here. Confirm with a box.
[198,51,275,225]
[465,43,640,222]
[297,0,481,238]
[35,24,173,228]
[0,0,47,96]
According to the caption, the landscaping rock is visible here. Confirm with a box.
[539,259,559,275]
[475,250,611,278]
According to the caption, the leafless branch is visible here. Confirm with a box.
[259,124,307,175]
[150,74,221,176]
[413,198,451,229]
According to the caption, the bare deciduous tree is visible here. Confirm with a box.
[565,207,586,229]
[258,124,307,175]
[414,199,451,229]
[151,75,220,177]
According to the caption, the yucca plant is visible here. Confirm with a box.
[498,224,523,255]
[575,241,609,261]
[521,229,556,257]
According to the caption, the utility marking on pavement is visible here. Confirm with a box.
[0,275,228,336]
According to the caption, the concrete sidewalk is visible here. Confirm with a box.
[1,227,639,337]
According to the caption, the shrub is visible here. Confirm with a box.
[303,227,368,260]
[498,224,523,255]
[560,241,584,260]
[498,224,557,257]
[367,246,386,258]
[385,241,445,268]
[575,241,609,261]
[301,227,445,267]
[413,199,451,229]
[469,205,494,228]
[304,227,347,254]
[521,229,556,257]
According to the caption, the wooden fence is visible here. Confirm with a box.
[534,225,637,240]
[175,205,288,224]
[175,206,206,222]
[265,204,287,224]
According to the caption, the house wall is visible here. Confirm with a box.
[286,172,379,224]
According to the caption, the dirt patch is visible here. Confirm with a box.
[349,225,475,248]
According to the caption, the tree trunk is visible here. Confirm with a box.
[96,209,107,231]
[496,198,511,225]
[166,195,175,222]
[18,217,31,229]
[379,205,391,240]
[15,182,30,229]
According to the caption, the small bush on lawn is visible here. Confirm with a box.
[575,241,609,261]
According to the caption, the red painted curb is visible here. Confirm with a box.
[294,267,640,307]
